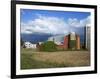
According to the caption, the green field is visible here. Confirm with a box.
[21,48,90,69]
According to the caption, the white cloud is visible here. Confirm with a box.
[80,16,91,26]
[67,16,91,27]
[21,14,90,34]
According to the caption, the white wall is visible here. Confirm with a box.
[0,0,99,79]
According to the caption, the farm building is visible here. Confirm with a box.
[48,32,80,50]
[24,42,36,48]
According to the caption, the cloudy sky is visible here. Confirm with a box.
[20,9,90,35]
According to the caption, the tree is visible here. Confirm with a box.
[21,38,24,47]
[40,41,57,52]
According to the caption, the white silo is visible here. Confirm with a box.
[86,24,91,50]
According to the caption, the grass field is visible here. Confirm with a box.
[21,48,90,69]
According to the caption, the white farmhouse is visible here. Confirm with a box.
[24,42,36,49]
[38,42,43,45]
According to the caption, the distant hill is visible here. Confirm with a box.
[21,33,52,44]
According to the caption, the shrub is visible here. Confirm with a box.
[40,41,57,52]
[21,38,24,47]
